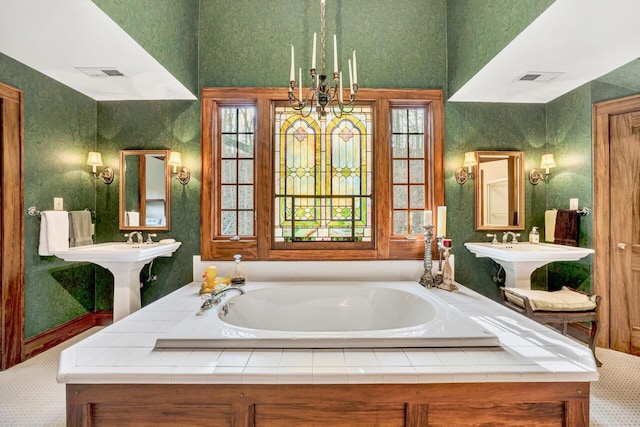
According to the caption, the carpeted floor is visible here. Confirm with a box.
[0,329,638,426]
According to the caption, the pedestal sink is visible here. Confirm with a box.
[53,241,181,321]
[464,242,594,289]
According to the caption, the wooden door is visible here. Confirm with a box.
[609,110,640,355]
[0,82,25,370]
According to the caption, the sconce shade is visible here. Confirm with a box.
[168,152,182,166]
[463,152,477,168]
[87,151,103,167]
[540,154,556,170]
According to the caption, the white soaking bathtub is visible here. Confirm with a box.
[154,281,500,349]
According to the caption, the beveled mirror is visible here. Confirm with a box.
[119,149,171,231]
[474,151,524,231]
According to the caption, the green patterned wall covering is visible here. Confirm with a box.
[8,1,639,337]
[444,101,547,298]
[591,58,640,104]
[446,0,554,97]
[199,0,447,89]
[544,85,593,292]
[0,53,98,338]
[91,0,199,96]
[95,101,200,306]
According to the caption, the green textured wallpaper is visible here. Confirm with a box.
[95,101,200,306]
[592,58,640,104]
[8,0,639,339]
[0,53,98,338]
[199,0,447,89]
[544,85,593,292]
[444,102,546,298]
[91,0,199,96]
[447,0,554,97]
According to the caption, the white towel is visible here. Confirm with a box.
[545,209,558,242]
[38,211,69,256]
[125,211,140,227]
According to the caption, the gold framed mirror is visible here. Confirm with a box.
[119,149,171,231]
[474,151,524,231]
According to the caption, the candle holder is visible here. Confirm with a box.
[419,225,436,288]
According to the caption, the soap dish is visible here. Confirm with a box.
[159,238,176,245]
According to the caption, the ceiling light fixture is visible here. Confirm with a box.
[288,0,358,117]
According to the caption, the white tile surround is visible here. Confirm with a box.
[57,258,598,386]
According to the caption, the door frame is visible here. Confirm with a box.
[0,82,25,370]
[593,92,640,348]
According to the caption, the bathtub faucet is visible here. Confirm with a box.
[199,287,245,313]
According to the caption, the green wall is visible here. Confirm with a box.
[446,0,554,97]
[95,101,200,306]
[92,0,199,96]
[6,0,639,338]
[0,53,98,337]
[199,0,447,89]
[444,102,547,298]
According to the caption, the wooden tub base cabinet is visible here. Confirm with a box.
[66,382,590,426]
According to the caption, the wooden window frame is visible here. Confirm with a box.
[201,88,444,261]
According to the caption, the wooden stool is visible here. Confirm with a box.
[500,286,602,367]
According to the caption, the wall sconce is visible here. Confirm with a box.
[529,153,556,185]
[86,151,114,184]
[455,152,478,184]
[168,151,190,185]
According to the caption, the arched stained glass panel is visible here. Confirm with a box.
[274,105,372,242]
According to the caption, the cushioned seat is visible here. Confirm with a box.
[500,286,602,366]
[502,286,598,312]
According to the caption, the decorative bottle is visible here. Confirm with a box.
[230,254,246,286]
[442,248,454,287]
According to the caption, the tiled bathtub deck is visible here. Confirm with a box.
[58,280,598,385]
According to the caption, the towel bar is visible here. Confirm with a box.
[27,206,95,217]
[577,207,589,216]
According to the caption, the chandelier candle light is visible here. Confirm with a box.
[289,0,358,117]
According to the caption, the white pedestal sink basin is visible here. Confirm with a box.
[464,242,594,289]
[53,241,181,321]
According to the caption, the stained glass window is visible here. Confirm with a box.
[274,105,373,242]
[391,107,426,236]
[219,106,256,237]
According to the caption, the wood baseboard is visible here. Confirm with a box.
[24,311,112,360]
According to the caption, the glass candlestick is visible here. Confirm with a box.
[419,225,435,288]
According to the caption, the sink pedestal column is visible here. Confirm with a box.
[101,261,148,322]
[501,261,546,289]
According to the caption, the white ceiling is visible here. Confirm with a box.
[450,0,640,103]
[0,0,637,103]
[0,0,196,101]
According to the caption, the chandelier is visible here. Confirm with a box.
[288,0,358,117]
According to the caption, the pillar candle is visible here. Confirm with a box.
[436,206,447,236]
[348,59,354,95]
[353,50,357,84]
[423,210,433,226]
[290,45,295,82]
[312,33,317,70]
[333,34,338,74]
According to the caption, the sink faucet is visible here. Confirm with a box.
[502,231,520,244]
[199,287,245,313]
[125,231,143,244]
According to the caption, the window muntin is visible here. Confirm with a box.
[391,107,427,237]
[219,106,256,237]
[273,105,373,243]
[200,88,444,261]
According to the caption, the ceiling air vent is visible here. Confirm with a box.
[75,67,127,78]
[516,72,564,82]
